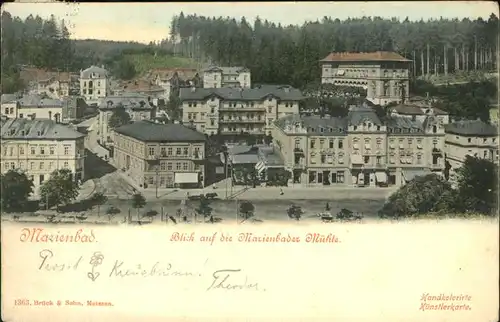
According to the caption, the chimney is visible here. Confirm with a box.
[30,114,35,120]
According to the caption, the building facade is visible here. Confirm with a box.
[179,85,304,138]
[320,51,411,106]
[0,118,86,192]
[97,93,156,144]
[80,66,110,105]
[1,95,64,123]
[203,66,251,89]
[444,120,499,182]
[272,105,446,187]
[151,68,201,101]
[112,121,207,189]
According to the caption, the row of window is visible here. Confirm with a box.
[83,81,102,87]
[3,145,71,156]
[156,162,201,171]
[2,161,70,171]
[148,146,201,157]
[308,139,344,149]
[458,137,497,144]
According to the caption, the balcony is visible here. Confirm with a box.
[219,118,265,124]
[219,106,265,112]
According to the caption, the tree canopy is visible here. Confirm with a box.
[108,105,132,129]
[39,169,80,210]
[0,170,34,212]
[379,157,498,218]
[169,13,498,89]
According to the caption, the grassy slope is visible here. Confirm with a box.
[125,53,199,75]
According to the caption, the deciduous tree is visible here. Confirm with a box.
[0,170,34,212]
[39,169,79,211]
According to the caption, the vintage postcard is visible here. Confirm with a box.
[1,1,499,321]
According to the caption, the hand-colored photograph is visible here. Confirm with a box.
[1,2,498,321]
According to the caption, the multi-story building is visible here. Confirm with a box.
[0,118,86,192]
[150,68,201,101]
[203,66,251,89]
[113,79,165,105]
[1,95,64,122]
[272,105,446,187]
[179,85,304,138]
[320,51,411,106]
[444,119,498,182]
[20,68,80,99]
[97,93,156,144]
[113,120,207,189]
[80,66,110,105]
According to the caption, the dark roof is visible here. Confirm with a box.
[0,118,85,140]
[274,114,347,136]
[98,93,153,110]
[390,104,425,115]
[114,121,207,142]
[179,85,304,102]
[386,116,424,133]
[204,66,249,74]
[320,51,411,63]
[445,120,498,137]
[19,95,63,107]
[81,65,108,79]
[347,107,382,126]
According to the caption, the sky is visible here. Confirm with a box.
[3,1,498,44]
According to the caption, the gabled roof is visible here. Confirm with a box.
[0,118,85,140]
[19,68,74,84]
[179,85,304,101]
[150,68,199,82]
[445,120,498,137]
[320,51,411,63]
[81,65,109,79]
[113,120,206,142]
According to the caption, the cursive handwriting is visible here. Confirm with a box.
[21,228,96,243]
[207,269,263,291]
[38,249,83,272]
[109,260,199,278]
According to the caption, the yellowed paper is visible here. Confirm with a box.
[2,220,498,321]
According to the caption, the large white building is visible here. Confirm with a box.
[179,85,304,138]
[80,66,111,105]
[320,51,411,106]
[0,118,86,192]
[271,105,447,187]
[203,66,251,89]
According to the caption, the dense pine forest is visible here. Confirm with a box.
[1,10,498,96]
[168,13,499,89]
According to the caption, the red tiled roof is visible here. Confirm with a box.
[20,68,73,83]
[147,68,199,82]
[118,79,164,93]
[320,51,411,62]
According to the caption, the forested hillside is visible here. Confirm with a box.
[169,13,499,89]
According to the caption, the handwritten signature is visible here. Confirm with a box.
[37,249,265,292]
